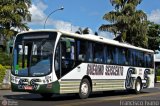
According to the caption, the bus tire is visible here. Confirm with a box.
[134,78,142,94]
[40,93,53,98]
[79,78,91,99]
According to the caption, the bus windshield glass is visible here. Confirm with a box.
[12,32,57,77]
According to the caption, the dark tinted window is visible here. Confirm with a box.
[138,51,144,67]
[77,40,93,62]
[61,37,75,60]
[130,49,137,66]
[93,43,105,63]
[145,52,152,68]
[105,45,114,64]
[60,36,154,68]
[61,36,76,77]
[118,47,128,65]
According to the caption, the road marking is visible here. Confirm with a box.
[56,92,160,106]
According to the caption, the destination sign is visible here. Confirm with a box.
[87,64,123,76]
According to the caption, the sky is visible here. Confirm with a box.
[28,0,160,39]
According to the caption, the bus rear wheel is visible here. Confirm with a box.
[134,78,142,94]
[79,78,91,99]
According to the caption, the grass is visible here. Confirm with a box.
[157,76,160,81]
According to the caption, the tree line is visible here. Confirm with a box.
[99,0,160,52]
[0,0,31,51]
[77,0,160,53]
[0,0,160,53]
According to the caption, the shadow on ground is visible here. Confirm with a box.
[3,90,148,102]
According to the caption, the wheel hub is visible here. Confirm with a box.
[81,82,88,95]
[136,82,141,91]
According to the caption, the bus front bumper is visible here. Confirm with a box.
[11,81,60,94]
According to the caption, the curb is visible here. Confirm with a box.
[0,83,11,90]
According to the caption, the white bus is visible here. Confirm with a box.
[154,58,160,82]
[11,30,155,99]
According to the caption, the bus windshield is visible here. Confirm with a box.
[12,32,57,77]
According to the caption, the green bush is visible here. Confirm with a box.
[157,70,160,76]
[0,53,12,66]
[0,64,6,83]
[156,68,160,76]
[4,66,11,69]
[157,76,160,81]
[0,50,12,66]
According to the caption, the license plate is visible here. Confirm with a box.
[24,86,33,90]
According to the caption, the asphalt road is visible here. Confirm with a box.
[0,83,160,106]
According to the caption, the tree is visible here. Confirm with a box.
[99,0,148,48]
[0,0,31,50]
[147,22,160,52]
[75,27,90,34]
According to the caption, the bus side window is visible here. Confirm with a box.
[118,47,126,65]
[113,47,118,64]
[61,37,75,60]
[127,49,132,66]
[125,49,129,65]
[148,54,153,68]
[119,48,129,65]
[130,49,137,66]
[106,46,113,64]
[108,45,118,64]
[145,53,149,68]
[86,42,93,62]
[60,36,76,77]
[61,41,67,59]
[139,51,144,67]
[77,40,85,61]
[93,43,104,63]
[77,40,93,62]
[64,39,71,59]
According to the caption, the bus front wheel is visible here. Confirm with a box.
[79,78,91,99]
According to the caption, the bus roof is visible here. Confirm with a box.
[18,29,154,53]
